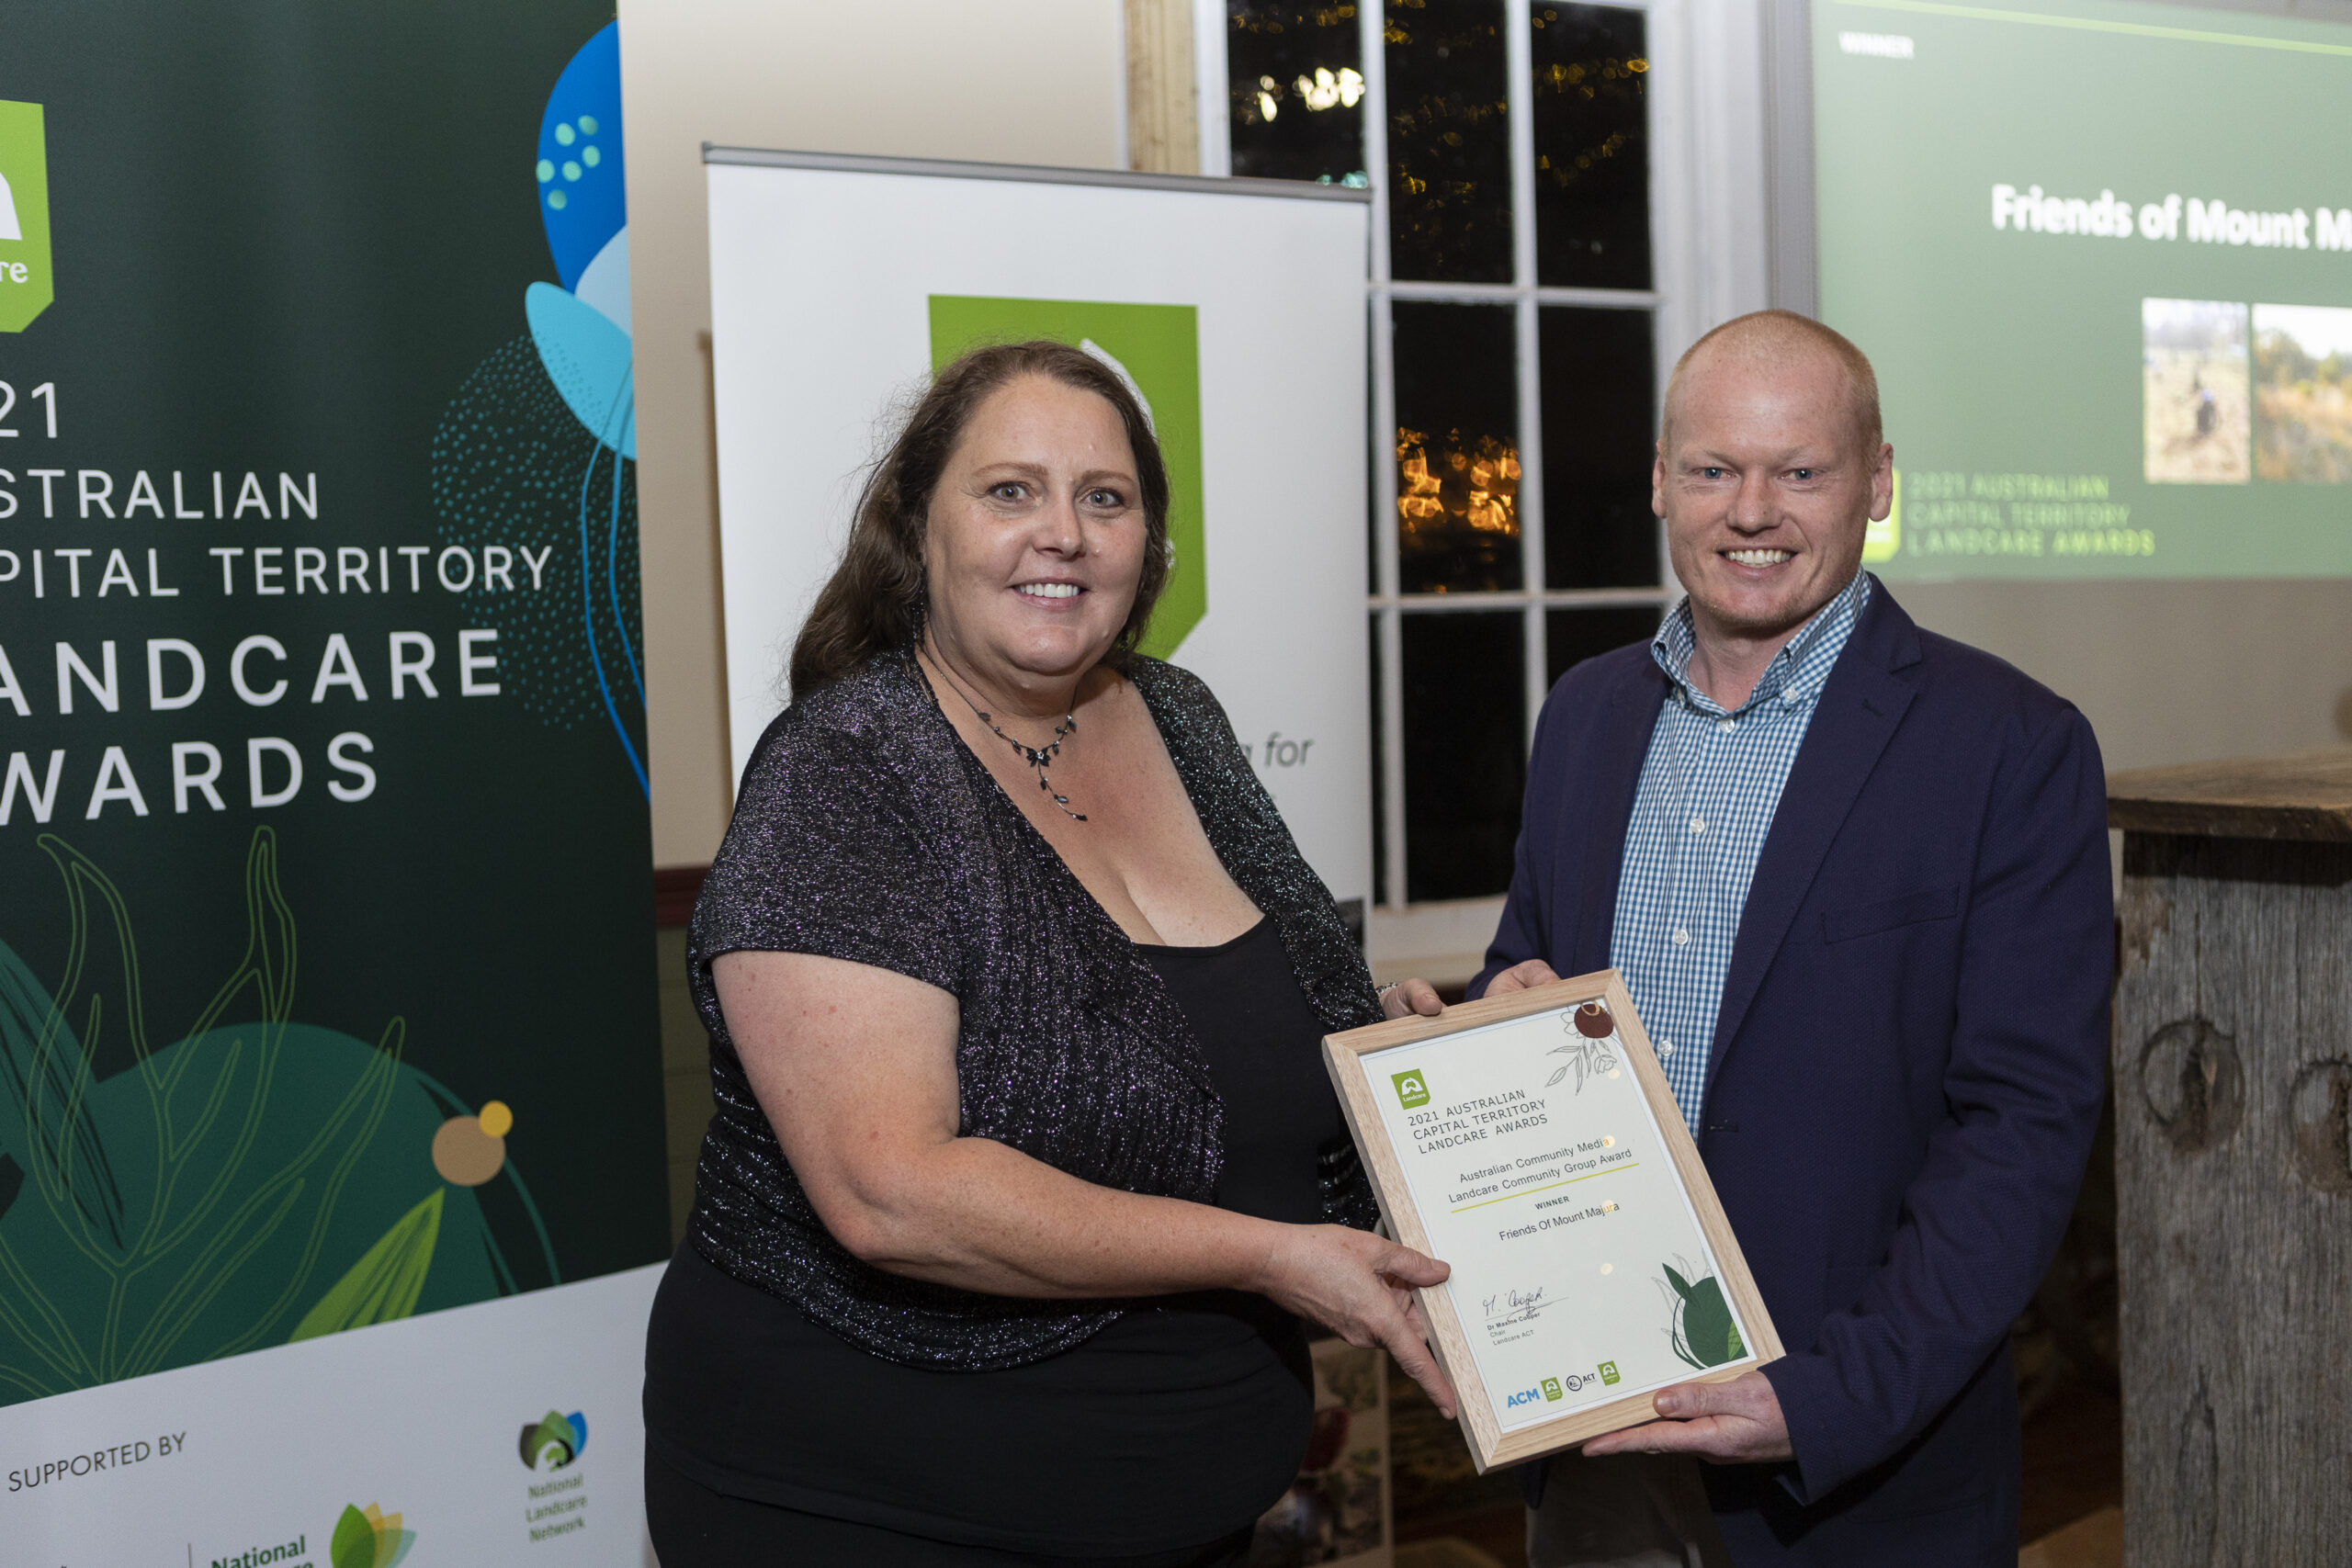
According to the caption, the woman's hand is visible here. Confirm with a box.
[1381,979,1447,1020]
[1252,1224,1458,1418]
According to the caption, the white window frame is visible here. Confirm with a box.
[1206,0,1769,983]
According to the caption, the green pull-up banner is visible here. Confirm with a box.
[0,7,669,1560]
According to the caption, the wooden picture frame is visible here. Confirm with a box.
[1324,970,1782,1473]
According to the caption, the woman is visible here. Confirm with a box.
[642,341,1453,1566]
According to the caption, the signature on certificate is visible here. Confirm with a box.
[1483,1284,1556,1327]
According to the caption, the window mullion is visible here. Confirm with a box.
[1192,0,1232,176]
[1645,0,1692,605]
[1361,0,1408,912]
[1507,0,1544,750]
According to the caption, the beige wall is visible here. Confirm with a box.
[1899,582,2352,776]
[619,1,1126,866]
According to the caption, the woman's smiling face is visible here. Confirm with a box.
[921,374,1148,693]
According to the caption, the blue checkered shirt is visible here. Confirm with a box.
[1611,571,1872,1135]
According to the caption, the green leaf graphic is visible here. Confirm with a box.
[330,1505,374,1568]
[289,1190,443,1342]
[0,829,561,1409]
[1677,1276,1740,1370]
[1659,1262,1745,1371]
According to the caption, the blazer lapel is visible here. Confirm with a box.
[1570,658,1668,976]
[1702,586,1922,1099]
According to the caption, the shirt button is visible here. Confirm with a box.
[1781,687,1802,706]
[1661,1040,1675,1056]
[1717,717,1736,732]
[1688,817,1706,835]
[1672,927,1690,946]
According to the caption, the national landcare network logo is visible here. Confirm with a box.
[523,1408,591,1543]
[0,99,53,332]
[519,1409,588,1471]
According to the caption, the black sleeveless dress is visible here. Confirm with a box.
[642,917,1351,1564]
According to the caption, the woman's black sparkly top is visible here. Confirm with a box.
[685,649,1382,1371]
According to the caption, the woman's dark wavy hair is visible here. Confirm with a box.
[788,341,1172,698]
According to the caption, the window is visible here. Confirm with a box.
[1219,2,1674,951]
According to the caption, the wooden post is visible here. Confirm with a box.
[2108,750,2352,1566]
[1125,0,1200,175]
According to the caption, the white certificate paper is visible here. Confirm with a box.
[1361,995,1762,1435]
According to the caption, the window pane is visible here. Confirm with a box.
[1530,4,1651,289]
[1540,305,1657,587]
[1369,614,1387,907]
[1403,612,1525,901]
[1385,0,1512,282]
[1395,299,1521,592]
[1227,4,1367,185]
[1545,604,1662,688]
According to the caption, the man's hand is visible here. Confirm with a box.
[1482,959,1560,997]
[1382,979,1447,1020]
[1577,1370,1792,1464]
[1386,960,1565,1019]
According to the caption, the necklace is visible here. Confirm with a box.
[920,647,1088,821]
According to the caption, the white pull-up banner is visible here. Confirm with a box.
[705,150,1374,913]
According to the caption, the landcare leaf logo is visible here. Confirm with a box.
[1392,1069,1430,1110]
[520,1408,589,1471]
[329,1503,415,1568]
[0,99,53,332]
[927,296,1206,659]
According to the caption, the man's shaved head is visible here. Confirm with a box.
[1661,310,1882,457]
[1650,310,1894,696]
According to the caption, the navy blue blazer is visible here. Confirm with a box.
[1476,580,2111,1564]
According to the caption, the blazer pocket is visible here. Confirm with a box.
[1820,885,1960,943]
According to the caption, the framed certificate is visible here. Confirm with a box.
[1324,971,1782,1472]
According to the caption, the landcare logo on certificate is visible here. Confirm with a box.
[927,295,1206,659]
[0,99,52,332]
[1392,1068,1430,1109]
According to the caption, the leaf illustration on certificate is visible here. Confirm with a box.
[1658,1256,1747,1371]
[1544,1000,1622,1091]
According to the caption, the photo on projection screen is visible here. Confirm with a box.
[1814,0,2352,579]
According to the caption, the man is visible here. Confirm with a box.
[1395,312,2112,1564]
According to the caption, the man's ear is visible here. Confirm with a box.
[1652,439,1669,519]
[1868,442,1894,521]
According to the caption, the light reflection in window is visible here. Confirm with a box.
[1396,426,1522,586]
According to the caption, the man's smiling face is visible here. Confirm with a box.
[1654,339,1892,648]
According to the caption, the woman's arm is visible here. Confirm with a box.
[715,948,1459,1416]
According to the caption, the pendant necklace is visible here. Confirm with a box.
[921,647,1088,820]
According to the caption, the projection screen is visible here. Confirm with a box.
[1813,0,2352,580]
